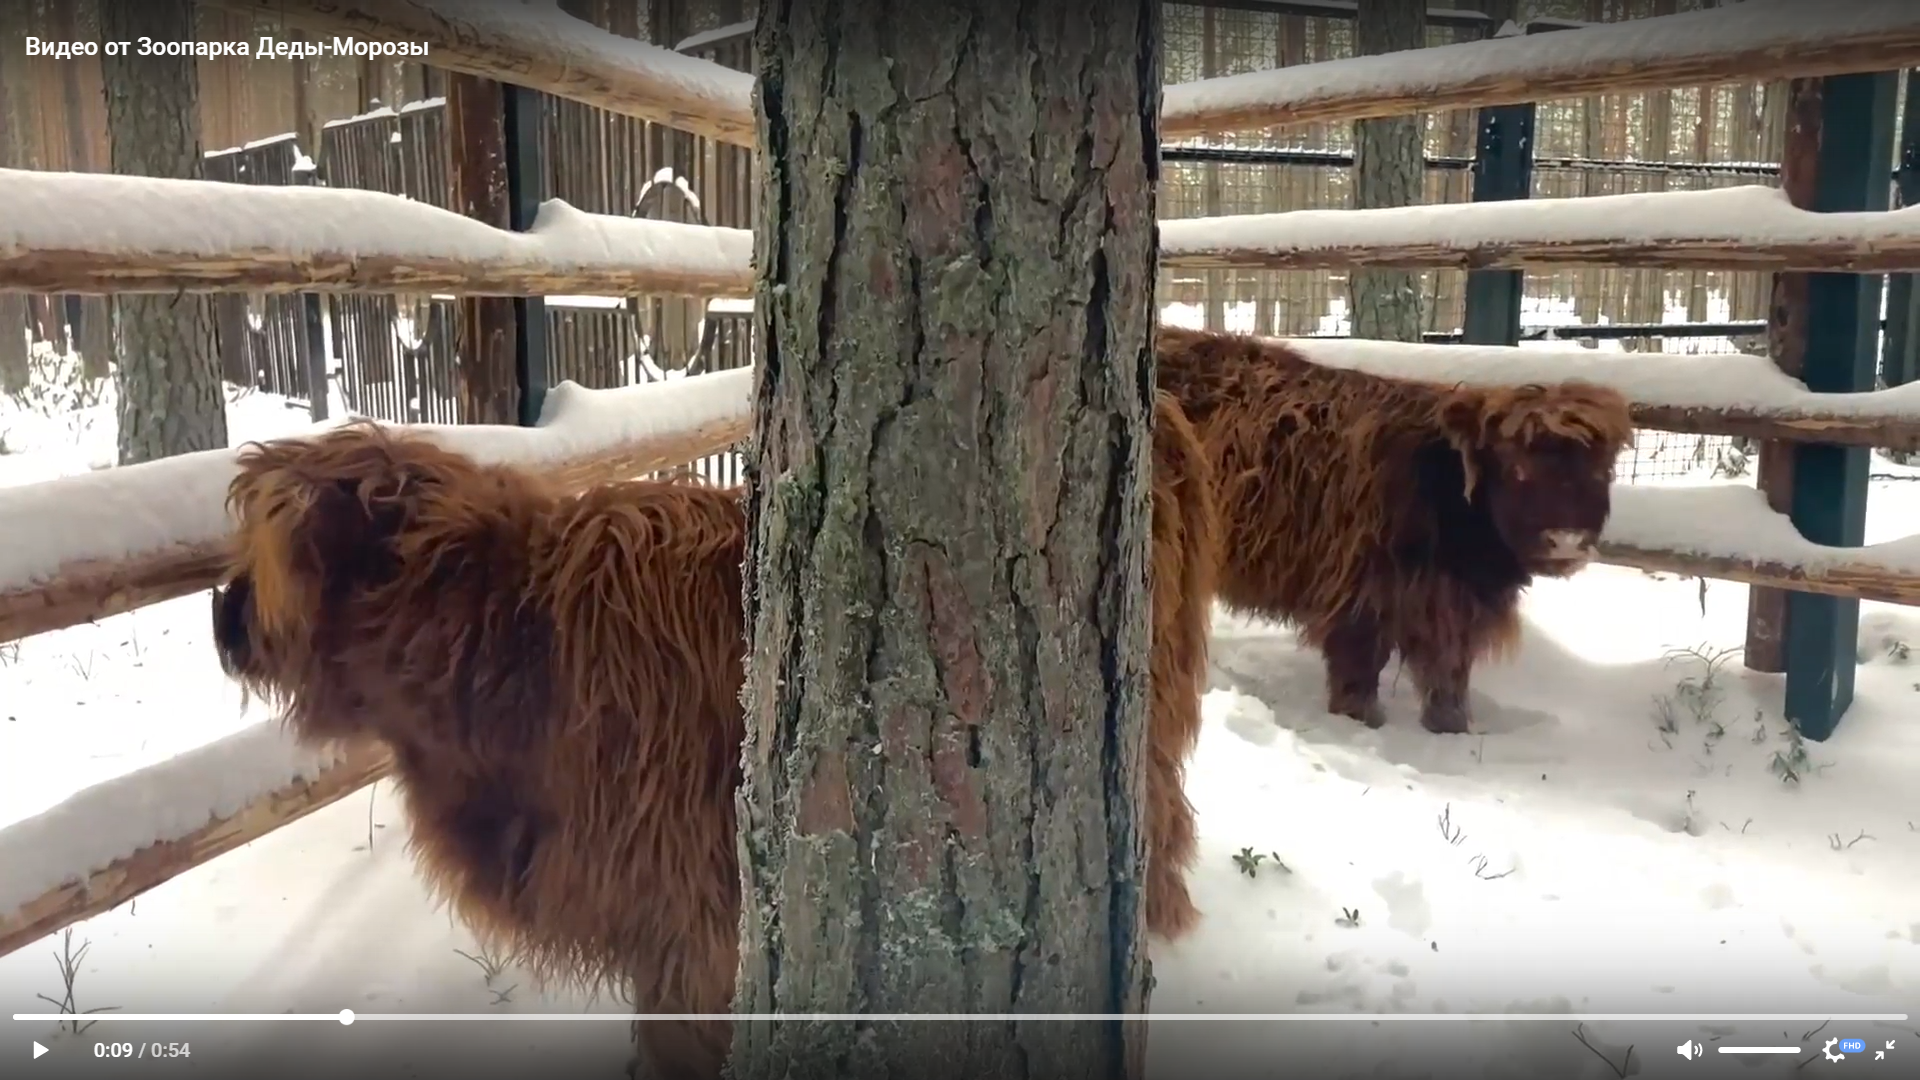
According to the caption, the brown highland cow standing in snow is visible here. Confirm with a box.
[1155,325,1633,735]
[210,395,1218,1080]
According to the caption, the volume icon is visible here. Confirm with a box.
[1676,1039,1702,1061]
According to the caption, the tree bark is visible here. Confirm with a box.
[99,0,229,465]
[0,0,33,396]
[731,2,1160,1079]
[1349,0,1428,341]
[445,72,520,425]
[53,0,94,174]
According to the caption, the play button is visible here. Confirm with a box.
[32,1041,48,1060]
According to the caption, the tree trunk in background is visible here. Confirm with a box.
[100,0,228,465]
[446,72,519,425]
[52,0,93,174]
[0,0,33,395]
[1349,0,1427,341]
[731,1,1159,1078]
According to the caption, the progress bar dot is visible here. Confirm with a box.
[338,1010,354,1026]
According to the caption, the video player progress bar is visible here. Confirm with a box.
[12,1012,1910,1024]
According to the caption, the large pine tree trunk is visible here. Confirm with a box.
[1349,0,1427,341]
[99,0,228,465]
[731,2,1161,1078]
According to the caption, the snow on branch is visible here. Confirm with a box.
[0,734,392,960]
[1285,337,1920,453]
[0,369,755,644]
[0,168,754,298]
[1602,486,1920,606]
[1161,187,1920,273]
[1162,0,1920,136]
[201,0,756,146]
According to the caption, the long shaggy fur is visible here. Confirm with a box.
[1155,325,1632,734]
[211,394,1218,1079]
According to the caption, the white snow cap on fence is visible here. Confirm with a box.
[0,367,755,598]
[0,168,753,284]
[1161,0,1920,128]
[1159,186,1920,262]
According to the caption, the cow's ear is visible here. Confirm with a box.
[1437,392,1483,449]
[1435,393,1487,499]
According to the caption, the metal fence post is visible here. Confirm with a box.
[1782,70,1898,741]
[1459,101,1535,346]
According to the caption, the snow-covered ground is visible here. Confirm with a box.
[3,330,1918,1078]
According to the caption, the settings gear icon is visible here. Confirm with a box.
[1824,1037,1846,1062]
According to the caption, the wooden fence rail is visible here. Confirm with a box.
[204,0,758,146]
[0,371,755,644]
[0,167,754,298]
[17,171,1920,301]
[200,0,1920,147]
[8,337,1920,648]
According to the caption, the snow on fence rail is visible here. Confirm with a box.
[0,736,393,958]
[1283,338,1920,453]
[204,0,758,147]
[204,0,1920,152]
[0,370,756,644]
[1603,487,1920,607]
[1160,0,1920,137]
[1159,186,1920,274]
[0,168,755,298]
[16,172,1920,301]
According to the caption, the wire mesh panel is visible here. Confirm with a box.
[1520,328,1751,484]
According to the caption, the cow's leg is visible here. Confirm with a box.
[1403,637,1473,735]
[628,1015,728,1080]
[1322,610,1391,728]
[1145,685,1202,940]
[624,929,734,1080]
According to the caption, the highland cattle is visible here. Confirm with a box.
[210,393,1217,1080]
[1155,325,1632,734]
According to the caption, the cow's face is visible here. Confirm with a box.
[1440,382,1632,579]
[1477,435,1616,577]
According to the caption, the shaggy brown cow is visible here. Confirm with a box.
[210,394,1217,1080]
[1155,325,1632,735]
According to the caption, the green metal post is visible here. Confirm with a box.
[1460,102,1535,346]
[1784,71,1898,741]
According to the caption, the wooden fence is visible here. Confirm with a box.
[3,28,758,482]
[5,0,1920,960]
[0,3,1825,490]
